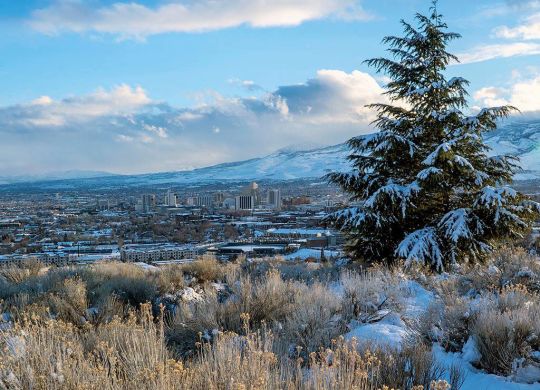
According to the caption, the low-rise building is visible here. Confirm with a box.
[120,243,200,263]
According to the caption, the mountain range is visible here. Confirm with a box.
[2,118,539,190]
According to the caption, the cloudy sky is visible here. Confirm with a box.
[1,0,540,175]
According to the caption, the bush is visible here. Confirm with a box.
[472,286,540,376]
[180,256,225,283]
[280,283,343,356]
[341,268,402,323]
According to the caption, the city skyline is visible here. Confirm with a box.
[1,0,540,176]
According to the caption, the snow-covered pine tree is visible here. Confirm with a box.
[327,1,540,271]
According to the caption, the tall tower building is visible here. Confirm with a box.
[235,195,254,211]
[165,190,177,207]
[142,194,156,212]
[196,195,213,207]
[267,189,282,210]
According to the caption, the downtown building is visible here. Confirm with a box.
[235,195,255,211]
[267,189,282,210]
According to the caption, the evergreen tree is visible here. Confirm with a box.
[327,1,540,271]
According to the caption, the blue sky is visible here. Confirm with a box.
[1,0,540,175]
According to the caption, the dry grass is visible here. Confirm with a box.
[471,285,540,376]
[279,282,343,356]
[340,268,402,323]
[0,304,449,390]
[4,247,539,385]
[180,256,228,283]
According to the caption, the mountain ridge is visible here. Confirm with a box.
[2,118,539,189]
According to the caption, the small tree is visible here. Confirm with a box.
[328,1,540,271]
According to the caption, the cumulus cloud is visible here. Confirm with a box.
[28,0,370,39]
[0,70,384,175]
[474,73,540,113]
[473,87,510,107]
[1,85,151,128]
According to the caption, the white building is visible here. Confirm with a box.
[267,189,282,210]
[196,195,213,207]
[235,195,254,211]
[164,190,177,207]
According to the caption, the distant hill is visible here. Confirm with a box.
[0,170,116,185]
[2,118,539,190]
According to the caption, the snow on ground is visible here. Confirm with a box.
[345,313,410,349]
[0,312,12,331]
[179,287,204,302]
[344,279,434,349]
[434,344,539,389]
[400,279,435,319]
[133,262,159,271]
[285,248,341,261]
[343,278,540,388]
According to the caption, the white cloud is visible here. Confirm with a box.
[10,84,151,127]
[495,12,540,40]
[273,69,384,124]
[0,70,384,175]
[507,75,540,112]
[474,87,510,107]
[143,123,168,138]
[458,42,540,64]
[457,3,540,64]
[474,74,540,113]
[29,0,370,39]
[478,1,540,18]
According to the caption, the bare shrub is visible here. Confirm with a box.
[341,268,402,323]
[91,295,130,325]
[166,293,220,358]
[188,320,283,389]
[181,256,224,283]
[46,277,88,325]
[0,267,31,284]
[472,287,540,376]
[217,269,300,333]
[152,264,185,293]
[0,259,44,284]
[367,341,447,390]
[0,275,453,390]
[280,283,343,355]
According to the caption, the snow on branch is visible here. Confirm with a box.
[423,142,452,165]
[417,167,442,181]
[369,131,417,157]
[364,181,420,217]
[329,207,383,229]
[474,186,517,208]
[396,227,443,270]
[439,208,473,243]
[452,155,474,170]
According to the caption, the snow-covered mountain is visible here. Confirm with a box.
[484,118,540,181]
[126,143,352,185]
[2,118,539,189]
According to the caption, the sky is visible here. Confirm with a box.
[1,0,540,176]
